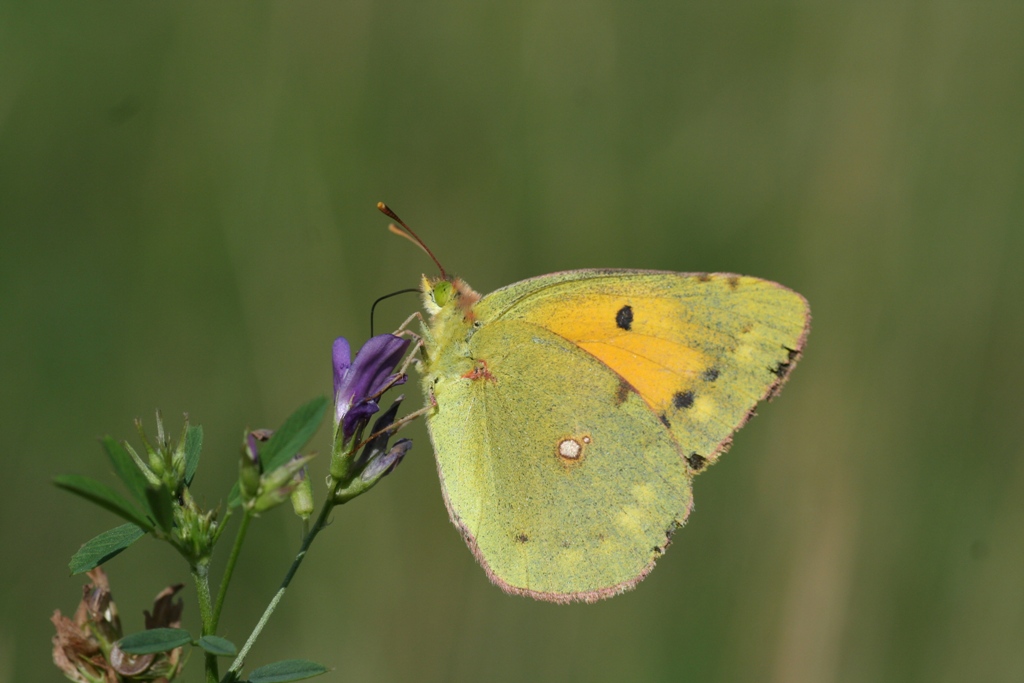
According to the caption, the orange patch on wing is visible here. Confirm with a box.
[577,341,703,413]
[524,295,711,414]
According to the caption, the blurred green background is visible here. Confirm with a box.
[3,2,1024,682]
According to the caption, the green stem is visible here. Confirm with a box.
[191,562,219,683]
[212,510,253,629]
[227,491,338,675]
[212,506,234,546]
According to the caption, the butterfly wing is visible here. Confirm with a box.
[475,269,810,471]
[424,269,809,602]
[426,319,693,602]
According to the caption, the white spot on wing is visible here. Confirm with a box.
[556,434,592,461]
[558,439,582,459]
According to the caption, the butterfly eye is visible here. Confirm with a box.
[433,281,454,307]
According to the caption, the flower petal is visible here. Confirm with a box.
[245,433,261,465]
[355,395,404,469]
[334,334,410,437]
[341,400,380,441]
[332,337,352,399]
[361,438,412,482]
[349,335,411,401]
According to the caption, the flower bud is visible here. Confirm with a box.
[289,465,314,521]
[238,432,262,501]
[135,416,163,476]
[133,412,190,489]
[360,438,412,483]
[253,453,315,514]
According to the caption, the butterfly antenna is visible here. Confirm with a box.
[369,287,420,337]
[387,224,425,251]
[378,202,447,279]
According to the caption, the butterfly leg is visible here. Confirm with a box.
[393,312,429,367]
[394,311,423,335]
[395,310,441,352]
[395,328,424,355]
[396,337,424,377]
[362,338,425,408]
[353,392,437,452]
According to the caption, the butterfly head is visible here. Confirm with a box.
[421,275,481,320]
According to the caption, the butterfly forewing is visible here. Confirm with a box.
[477,270,810,469]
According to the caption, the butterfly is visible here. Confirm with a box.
[378,205,810,603]
[413,268,810,603]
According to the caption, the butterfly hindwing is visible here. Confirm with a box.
[426,320,693,602]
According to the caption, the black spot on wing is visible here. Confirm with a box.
[616,305,633,331]
[766,346,803,399]
[701,367,719,382]
[653,525,678,555]
[770,346,800,378]
[673,390,695,409]
[515,532,529,543]
[659,414,671,428]
[686,453,707,471]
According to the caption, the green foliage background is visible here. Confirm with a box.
[3,3,1024,682]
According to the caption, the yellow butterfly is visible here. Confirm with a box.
[386,207,810,603]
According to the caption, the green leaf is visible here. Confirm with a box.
[261,397,328,472]
[197,635,237,656]
[117,627,192,654]
[145,485,175,532]
[100,437,153,512]
[247,659,330,683]
[54,475,153,531]
[227,481,242,509]
[69,523,146,574]
[184,424,203,486]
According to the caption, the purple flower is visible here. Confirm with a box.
[333,392,414,500]
[356,394,412,482]
[333,334,410,441]
[360,438,413,483]
[245,433,261,466]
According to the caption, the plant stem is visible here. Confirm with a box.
[227,492,337,675]
[212,509,253,629]
[191,562,219,683]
